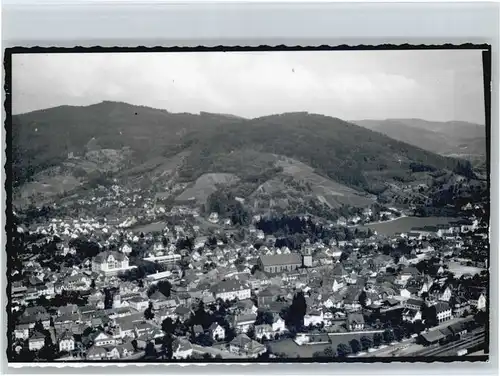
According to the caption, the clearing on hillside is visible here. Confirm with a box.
[175,173,240,205]
[275,157,375,208]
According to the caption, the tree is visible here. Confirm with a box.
[312,351,324,359]
[358,290,368,307]
[421,304,438,328]
[324,346,335,358]
[247,326,256,340]
[349,339,361,354]
[383,329,395,344]
[162,318,175,334]
[373,332,383,348]
[337,343,351,357]
[360,335,372,351]
[145,341,157,358]
[256,311,274,326]
[393,326,404,342]
[286,291,307,330]
[144,303,155,320]
[33,320,45,333]
[474,310,487,327]
[413,320,425,334]
[161,335,174,360]
[36,296,50,308]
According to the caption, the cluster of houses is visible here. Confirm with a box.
[335,207,403,226]
[10,197,488,360]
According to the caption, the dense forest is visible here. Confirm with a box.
[256,215,373,249]
[13,102,463,197]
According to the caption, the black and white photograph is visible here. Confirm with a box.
[5,46,491,364]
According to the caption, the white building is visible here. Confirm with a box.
[28,332,45,351]
[58,331,75,352]
[435,302,453,323]
[94,332,117,347]
[208,323,226,341]
[120,244,133,254]
[304,310,325,327]
[272,316,286,333]
[211,279,251,301]
[143,253,181,264]
[91,251,136,275]
[332,278,344,293]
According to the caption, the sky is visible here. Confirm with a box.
[12,49,486,123]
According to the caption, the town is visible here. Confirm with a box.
[8,180,489,362]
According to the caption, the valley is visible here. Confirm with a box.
[11,101,485,222]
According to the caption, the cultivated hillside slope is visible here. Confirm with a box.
[12,102,465,208]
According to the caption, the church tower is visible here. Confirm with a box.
[112,293,121,309]
[302,246,313,267]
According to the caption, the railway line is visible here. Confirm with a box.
[411,329,485,357]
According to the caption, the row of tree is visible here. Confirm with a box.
[312,329,400,359]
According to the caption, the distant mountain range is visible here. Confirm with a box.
[11,101,473,210]
[352,119,486,162]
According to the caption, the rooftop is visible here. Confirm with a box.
[259,253,302,267]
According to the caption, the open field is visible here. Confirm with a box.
[17,174,82,204]
[362,216,457,236]
[447,262,485,277]
[268,338,331,358]
[276,157,375,208]
[269,332,382,358]
[131,221,167,233]
[176,173,240,204]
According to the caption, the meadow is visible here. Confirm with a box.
[363,216,457,236]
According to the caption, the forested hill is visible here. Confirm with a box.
[353,118,486,161]
[12,101,465,196]
[179,112,460,191]
[11,101,241,187]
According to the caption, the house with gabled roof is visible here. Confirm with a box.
[208,322,225,341]
[435,301,452,323]
[346,313,365,331]
[86,345,107,360]
[58,330,75,352]
[28,331,45,351]
[172,338,193,359]
[128,296,149,311]
[14,324,30,340]
[94,331,117,347]
[258,253,302,274]
[468,290,487,311]
[54,313,81,332]
[173,305,192,321]
[304,309,325,327]
[92,251,136,275]
[103,345,121,360]
[332,278,345,293]
[211,279,251,301]
[402,308,422,323]
[57,304,78,316]
[116,342,135,358]
[229,334,266,358]
[23,305,47,318]
[254,324,273,340]
[233,312,257,333]
[332,264,348,279]
[149,290,169,310]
